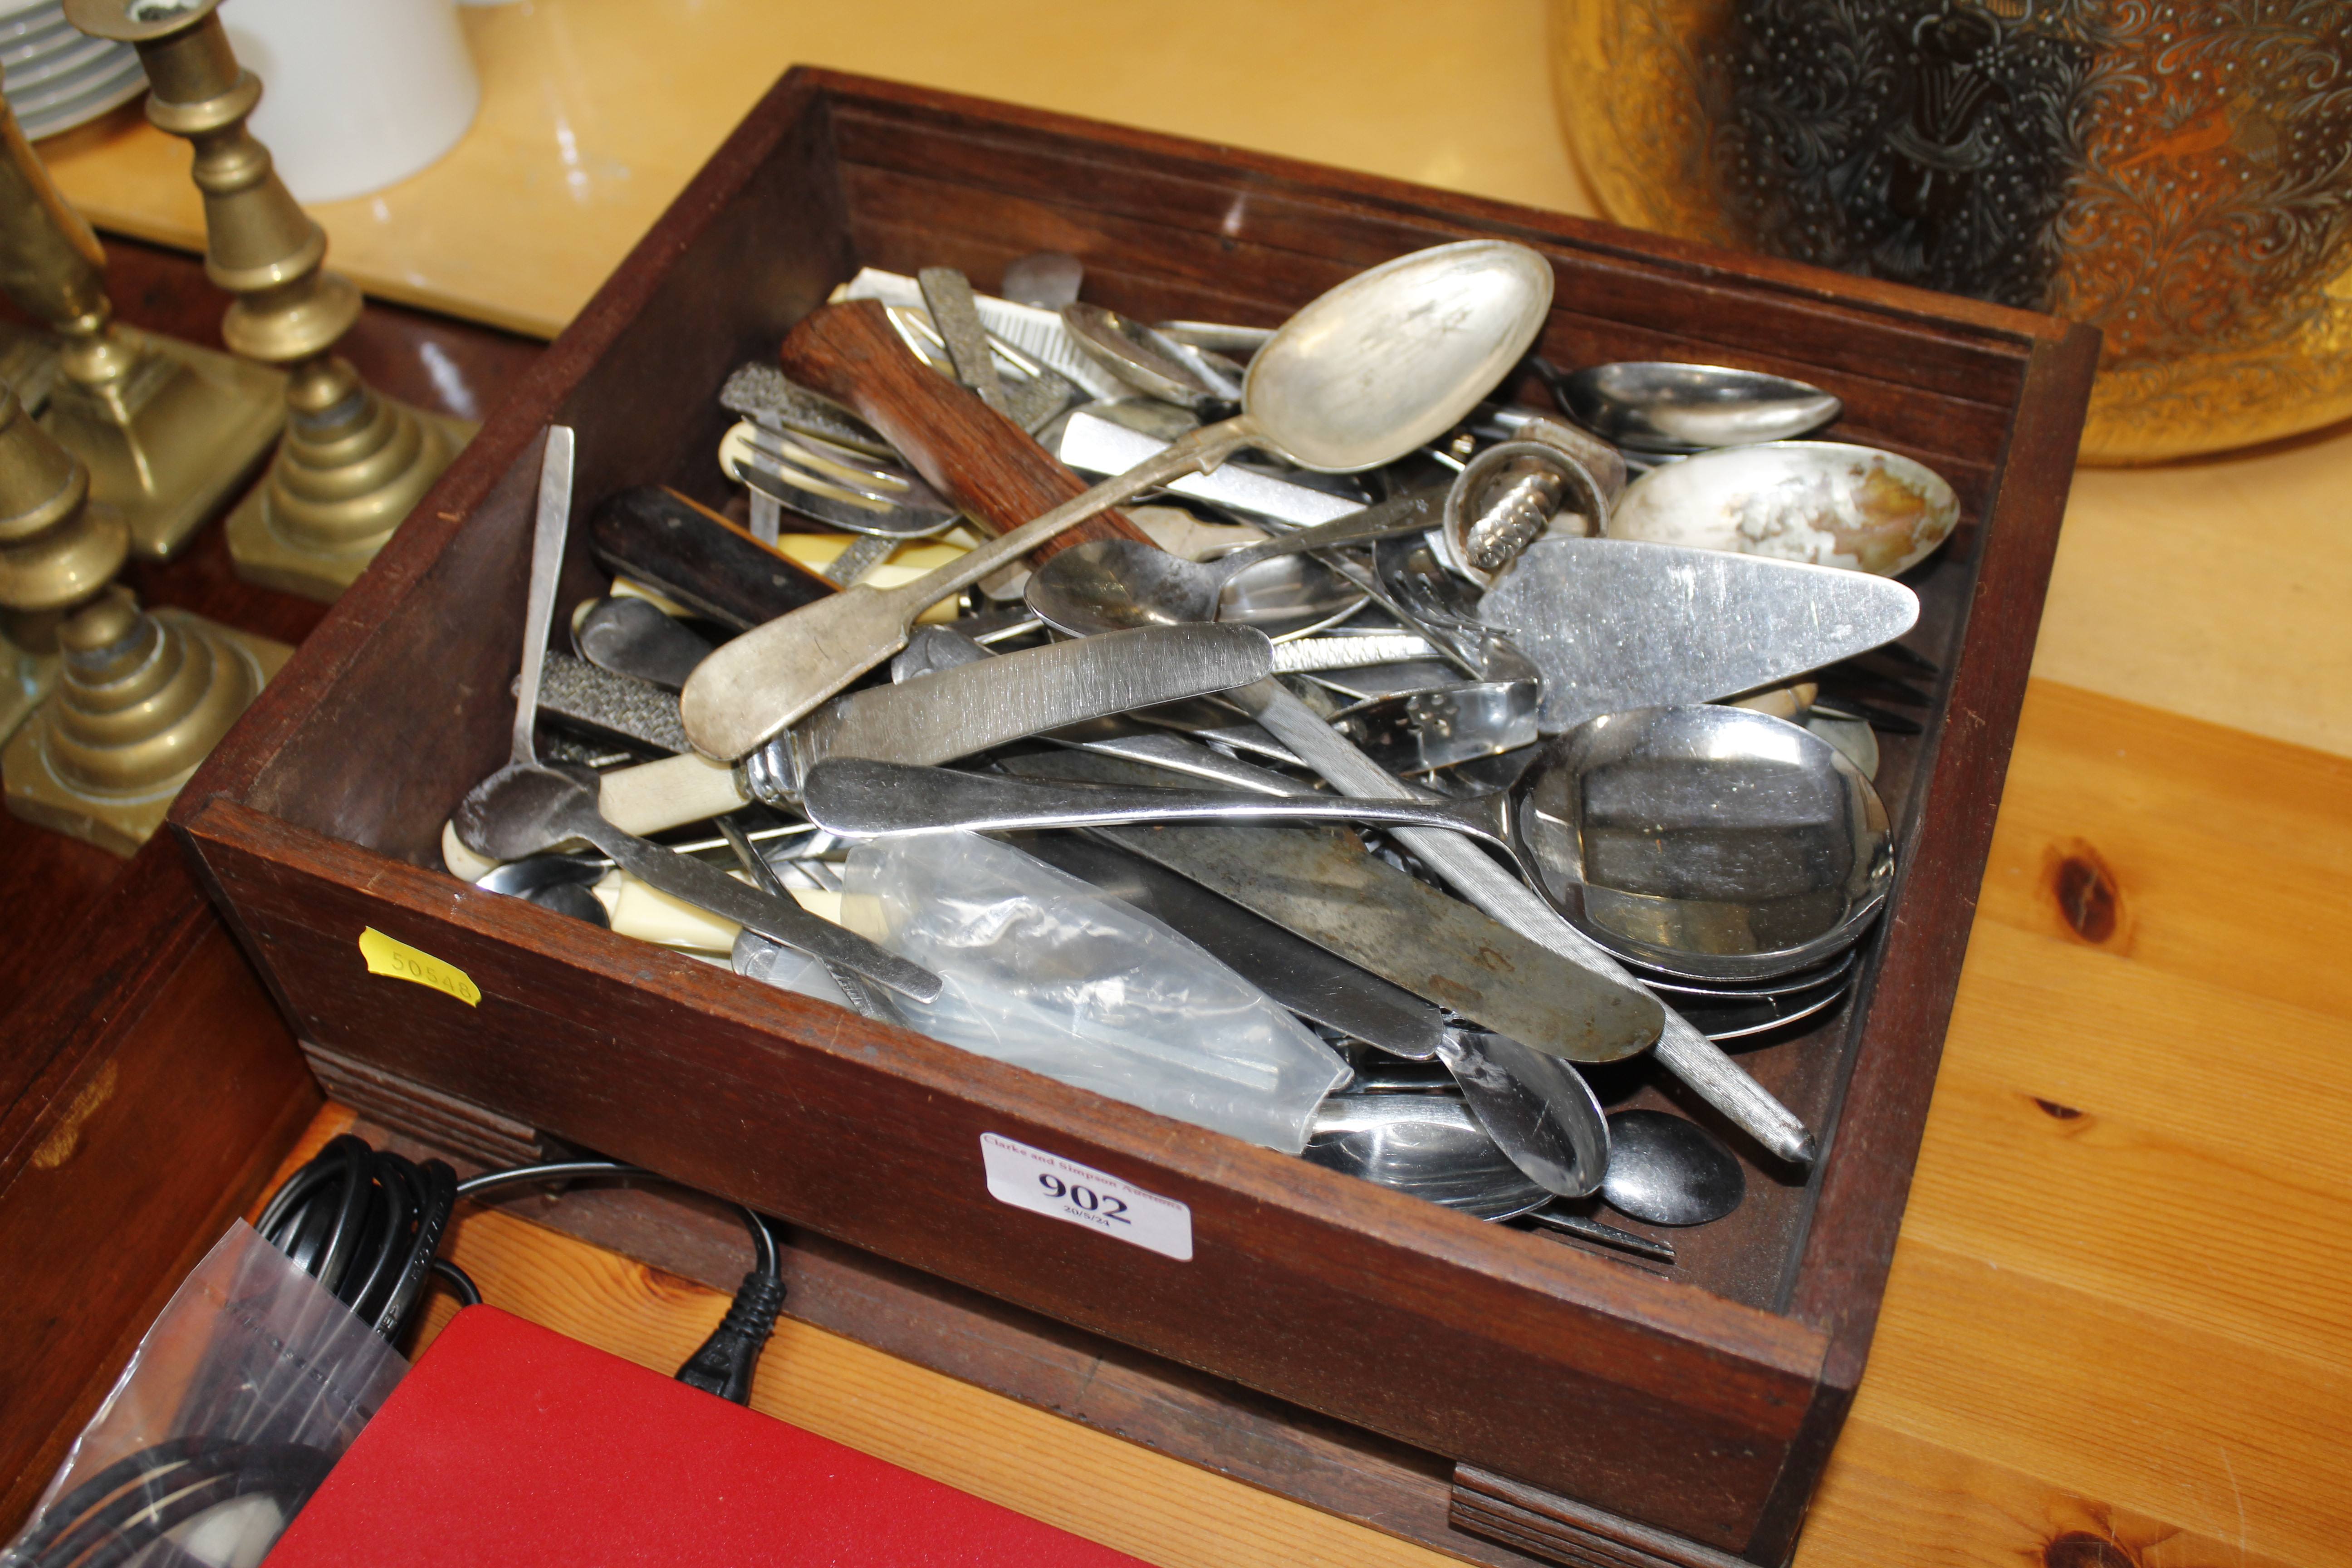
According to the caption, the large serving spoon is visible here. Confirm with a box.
[1024,487,1446,636]
[1546,361,1842,453]
[798,703,1891,985]
[678,240,1557,760]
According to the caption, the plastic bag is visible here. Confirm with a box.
[5,1220,407,1568]
[843,831,1348,1152]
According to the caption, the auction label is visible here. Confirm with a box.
[980,1133,1191,1261]
[358,927,480,1007]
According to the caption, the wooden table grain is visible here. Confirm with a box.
[24,5,2352,1568]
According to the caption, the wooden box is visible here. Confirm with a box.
[171,69,2097,1568]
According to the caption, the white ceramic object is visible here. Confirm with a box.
[221,0,479,203]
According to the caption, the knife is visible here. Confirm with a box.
[994,749,1663,1063]
[1056,412,1362,527]
[1017,830,1451,1061]
[577,621,1278,838]
[1478,536,1921,733]
[588,485,837,631]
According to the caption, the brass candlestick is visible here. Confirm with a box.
[0,384,289,853]
[0,64,286,562]
[0,378,120,743]
[63,0,472,602]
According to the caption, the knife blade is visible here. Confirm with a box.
[995,749,1662,1063]
[1017,830,1450,1061]
[585,622,1278,838]
[1477,536,1921,733]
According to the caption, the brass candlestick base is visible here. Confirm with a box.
[2,586,289,854]
[224,367,472,600]
[0,320,59,412]
[0,623,57,745]
[46,327,287,561]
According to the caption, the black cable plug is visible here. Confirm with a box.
[673,1267,786,1405]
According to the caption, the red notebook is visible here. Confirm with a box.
[263,1306,1149,1567]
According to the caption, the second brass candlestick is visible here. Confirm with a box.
[64,0,473,602]
[0,63,286,563]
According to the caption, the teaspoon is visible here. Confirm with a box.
[1547,361,1842,453]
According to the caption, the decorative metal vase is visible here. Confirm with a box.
[1553,0,2352,462]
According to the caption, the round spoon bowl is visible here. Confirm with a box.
[1558,362,1842,452]
[1606,441,1960,577]
[1602,1109,1745,1226]
[1025,535,1361,639]
[1246,241,1555,472]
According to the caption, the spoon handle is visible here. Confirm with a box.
[566,808,942,1003]
[512,426,575,768]
[799,757,1514,858]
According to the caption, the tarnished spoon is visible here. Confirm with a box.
[1606,441,1960,577]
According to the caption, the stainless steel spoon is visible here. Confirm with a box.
[1304,1093,1552,1220]
[1601,1109,1745,1225]
[799,704,1891,985]
[679,240,1558,760]
[1024,488,1443,637]
[1549,361,1842,453]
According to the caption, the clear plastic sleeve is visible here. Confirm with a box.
[4,1220,407,1568]
[843,831,1348,1152]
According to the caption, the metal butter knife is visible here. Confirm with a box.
[574,622,1280,838]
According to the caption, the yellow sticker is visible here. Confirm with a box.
[358,927,480,1007]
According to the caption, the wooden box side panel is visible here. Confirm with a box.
[184,796,1829,1552]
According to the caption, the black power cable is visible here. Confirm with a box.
[253,1139,784,1401]
[8,1145,786,1568]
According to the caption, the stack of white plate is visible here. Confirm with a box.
[2,0,143,141]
